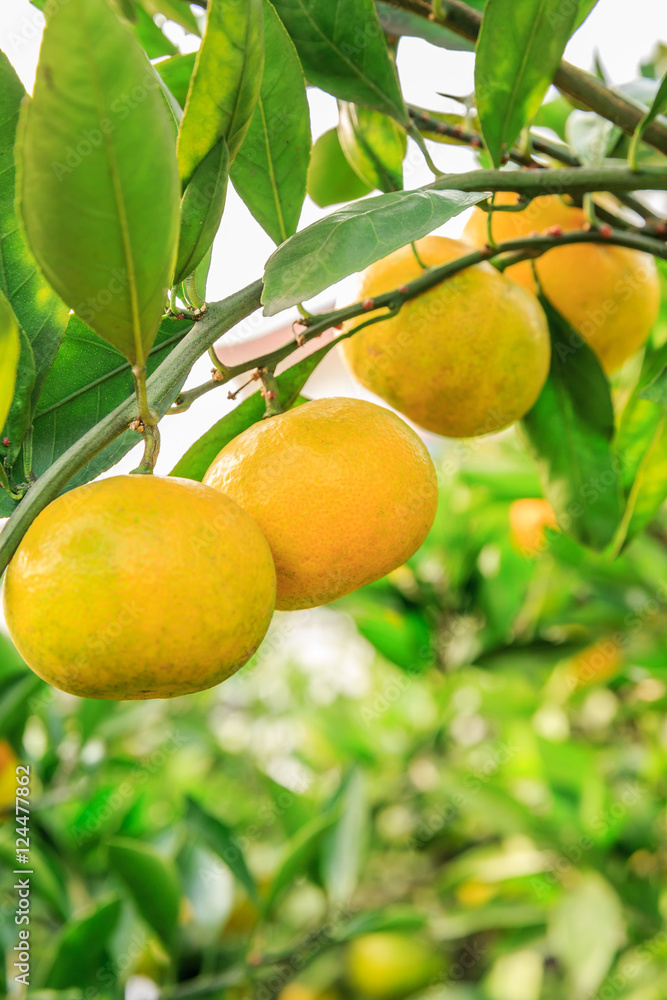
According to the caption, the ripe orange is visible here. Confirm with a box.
[509,498,559,557]
[463,193,660,372]
[203,397,438,611]
[3,475,276,699]
[339,236,550,438]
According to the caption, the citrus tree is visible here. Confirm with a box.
[2,0,667,995]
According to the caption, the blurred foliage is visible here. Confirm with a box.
[3,429,667,1000]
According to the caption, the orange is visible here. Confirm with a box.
[509,498,559,557]
[203,397,438,611]
[2,475,276,699]
[339,236,550,438]
[346,933,441,999]
[463,193,660,372]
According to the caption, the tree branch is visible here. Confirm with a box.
[385,0,667,156]
[0,281,263,577]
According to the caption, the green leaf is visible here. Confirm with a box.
[18,0,180,365]
[565,111,621,166]
[548,872,625,999]
[108,837,180,948]
[131,5,178,58]
[230,0,311,245]
[262,188,489,315]
[337,103,406,193]
[264,809,339,914]
[0,314,191,518]
[174,138,229,285]
[0,291,19,431]
[374,0,475,52]
[0,52,69,457]
[156,52,196,108]
[629,70,667,167]
[40,898,122,990]
[575,0,600,29]
[170,344,326,480]
[321,770,368,905]
[2,327,35,469]
[272,0,407,125]
[335,908,428,941]
[185,796,258,903]
[177,0,264,185]
[138,0,201,34]
[307,128,373,207]
[475,0,579,167]
[521,298,622,551]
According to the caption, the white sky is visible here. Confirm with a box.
[0,0,665,476]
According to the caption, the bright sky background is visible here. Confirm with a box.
[0,0,666,477]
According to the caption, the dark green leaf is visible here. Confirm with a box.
[521,298,622,551]
[156,52,196,108]
[262,188,489,315]
[174,138,229,285]
[0,315,191,518]
[177,0,264,184]
[230,0,311,245]
[337,103,406,193]
[170,344,326,479]
[40,898,122,990]
[185,796,258,902]
[0,291,19,431]
[108,837,180,948]
[307,128,373,207]
[272,0,407,125]
[0,672,44,737]
[0,52,69,453]
[374,1,475,51]
[18,0,180,364]
[475,0,579,166]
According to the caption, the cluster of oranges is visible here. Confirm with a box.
[3,196,658,700]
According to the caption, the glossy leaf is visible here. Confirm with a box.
[0,292,19,432]
[307,128,373,207]
[230,0,311,245]
[575,0,600,28]
[262,188,489,315]
[2,328,35,471]
[614,397,667,545]
[156,52,196,108]
[374,1,475,52]
[0,52,69,458]
[40,898,122,990]
[170,344,328,480]
[272,0,407,125]
[475,0,578,167]
[0,315,191,518]
[18,0,180,365]
[177,0,264,185]
[174,138,229,285]
[185,796,258,902]
[108,837,180,948]
[338,102,406,193]
[521,298,622,551]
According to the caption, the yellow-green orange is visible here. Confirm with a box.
[340,236,550,438]
[463,193,660,372]
[509,497,559,557]
[3,475,276,699]
[203,397,438,611]
[346,933,441,999]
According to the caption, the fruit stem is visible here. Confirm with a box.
[410,241,428,270]
[131,421,161,475]
[259,367,283,417]
[407,123,443,177]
